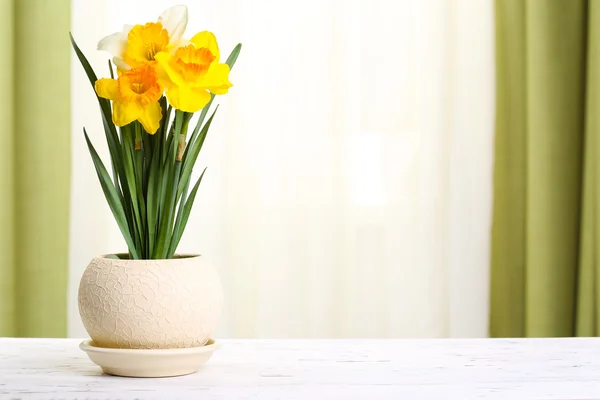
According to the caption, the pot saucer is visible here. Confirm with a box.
[79,339,220,378]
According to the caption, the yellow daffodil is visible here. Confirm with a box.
[155,31,232,113]
[95,64,163,134]
[97,5,188,70]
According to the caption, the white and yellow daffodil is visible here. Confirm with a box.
[97,4,188,70]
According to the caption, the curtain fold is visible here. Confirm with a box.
[0,0,71,337]
[490,0,528,337]
[577,0,600,336]
[491,0,597,337]
[0,0,16,336]
[525,0,587,337]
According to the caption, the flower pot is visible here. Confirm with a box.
[78,254,223,349]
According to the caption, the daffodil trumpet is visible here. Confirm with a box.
[70,4,242,260]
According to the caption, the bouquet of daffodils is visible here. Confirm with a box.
[70,5,241,260]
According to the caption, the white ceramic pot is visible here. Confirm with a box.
[78,254,223,349]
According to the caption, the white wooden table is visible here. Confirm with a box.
[1,338,600,399]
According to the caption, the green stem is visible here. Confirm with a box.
[177,112,193,162]
[134,123,142,150]
[120,124,143,258]
[153,111,190,259]
[133,123,146,257]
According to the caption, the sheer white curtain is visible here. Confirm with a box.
[69,0,495,338]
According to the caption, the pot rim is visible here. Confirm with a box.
[96,253,202,262]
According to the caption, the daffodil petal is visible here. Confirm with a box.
[112,100,141,127]
[190,31,220,61]
[112,57,130,71]
[155,51,186,87]
[158,5,188,44]
[97,31,124,55]
[165,85,211,113]
[97,25,130,55]
[202,63,232,95]
[94,78,119,100]
[175,38,191,51]
[138,102,162,134]
[154,62,172,88]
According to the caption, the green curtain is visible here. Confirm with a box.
[490,0,600,337]
[0,0,71,337]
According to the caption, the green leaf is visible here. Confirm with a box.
[158,111,181,219]
[99,111,120,194]
[70,33,117,141]
[69,33,99,87]
[185,95,215,160]
[166,172,192,259]
[142,126,153,178]
[146,99,169,257]
[120,125,144,256]
[167,168,207,258]
[133,125,147,256]
[170,111,184,163]
[226,43,242,69]
[146,142,160,258]
[153,112,185,259]
[153,161,182,259]
[108,59,115,79]
[177,107,218,200]
[70,34,122,183]
[70,33,134,239]
[157,98,171,165]
[83,129,139,259]
[162,110,180,167]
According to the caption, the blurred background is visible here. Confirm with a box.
[1,0,595,339]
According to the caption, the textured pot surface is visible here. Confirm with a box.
[78,255,223,349]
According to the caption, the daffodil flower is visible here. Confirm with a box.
[97,5,188,70]
[95,64,163,134]
[154,31,232,113]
